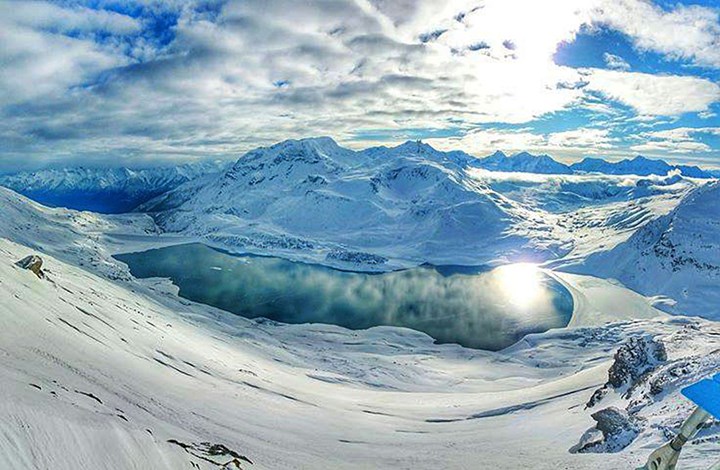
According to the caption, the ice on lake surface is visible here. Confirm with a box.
[115,243,573,350]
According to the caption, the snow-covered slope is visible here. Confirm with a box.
[571,155,712,178]
[0,161,230,213]
[562,181,720,318]
[475,150,573,174]
[4,181,720,469]
[141,137,561,268]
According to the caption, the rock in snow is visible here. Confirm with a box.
[608,336,668,390]
[587,335,667,408]
[572,407,641,453]
[14,254,44,278]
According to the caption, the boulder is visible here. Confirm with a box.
[15,255,44,278]
[572,407,641,453]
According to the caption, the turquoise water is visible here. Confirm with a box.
[115,243,573,350]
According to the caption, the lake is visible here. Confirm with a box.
[115,243,573,350]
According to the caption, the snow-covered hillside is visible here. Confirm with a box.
[563,181,720,318]
[140,138,707,275]
[141,138,562,268]
[3,183,720,469]
[0,161,230,213]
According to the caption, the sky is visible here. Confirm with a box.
[1,0,720,171]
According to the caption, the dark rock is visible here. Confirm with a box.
[592,407,638,436]
[587,335,667,409]
[608,336,667,388]
[586,386,609,408]
[572,407,641,453]
[326,249,388,265]
[15,255,44,278]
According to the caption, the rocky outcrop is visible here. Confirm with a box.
[15,255,44,278]
[572,407,641,453]
[587,335,667,407]
[608,336,667,388]
[167,439,253,469]
[577,336,668,453]
[326,249,388,265]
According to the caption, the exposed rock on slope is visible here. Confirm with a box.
[571,155,712,178]
[586,335,667,407]
[572,407,640,453]
[577,320,720,456]
[15,255,44,278]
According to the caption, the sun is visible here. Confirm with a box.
[495,263,543,310]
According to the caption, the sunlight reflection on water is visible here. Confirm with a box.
[115,244,573,350]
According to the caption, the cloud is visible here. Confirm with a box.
[602,52,630,71]
[546,128,615,149]
[592,0,720,68]
[1,2,141,35]
[583,69,720,115]
[0,0,718,170]
[631,127,720,154]
[427,127,616,159]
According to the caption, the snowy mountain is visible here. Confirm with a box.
[564,181,720,318]
[475,150,573,174]
[0,161,230,213]
[3,181,720,469]
[571,155,713,178]
[141,137,561,267]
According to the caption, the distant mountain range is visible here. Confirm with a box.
[0,161,230,213]
[474,150,573,174]
[473,150,716,178]
[0,139,716,215]
[567,180,720,317]
[569,155,715,178]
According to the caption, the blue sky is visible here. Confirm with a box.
[0,0,719,171]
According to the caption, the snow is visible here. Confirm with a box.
[561,181,720,319]
[2,138,720,468]
[474,150,573,175]
[0,161,230,213]
[0,228,676,470]
[571,155,713,179]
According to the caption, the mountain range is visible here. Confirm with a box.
[141,137,556,267]
[1,141,716,216]
[0,161,230,213]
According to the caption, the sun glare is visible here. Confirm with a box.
[495,263,543,310]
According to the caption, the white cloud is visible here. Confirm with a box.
[631,127,720,154]
[0,1,138,105]
[428,127,615,159]
[584,69,720,115]
[602,52,630,71]
[592,0,720,68]
[1,2,140,35]
[547,128,614,149]
[0,0,718,169]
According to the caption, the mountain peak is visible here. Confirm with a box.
[395,140,438,154]
[475,150,571,174]
[511,151,535,159]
